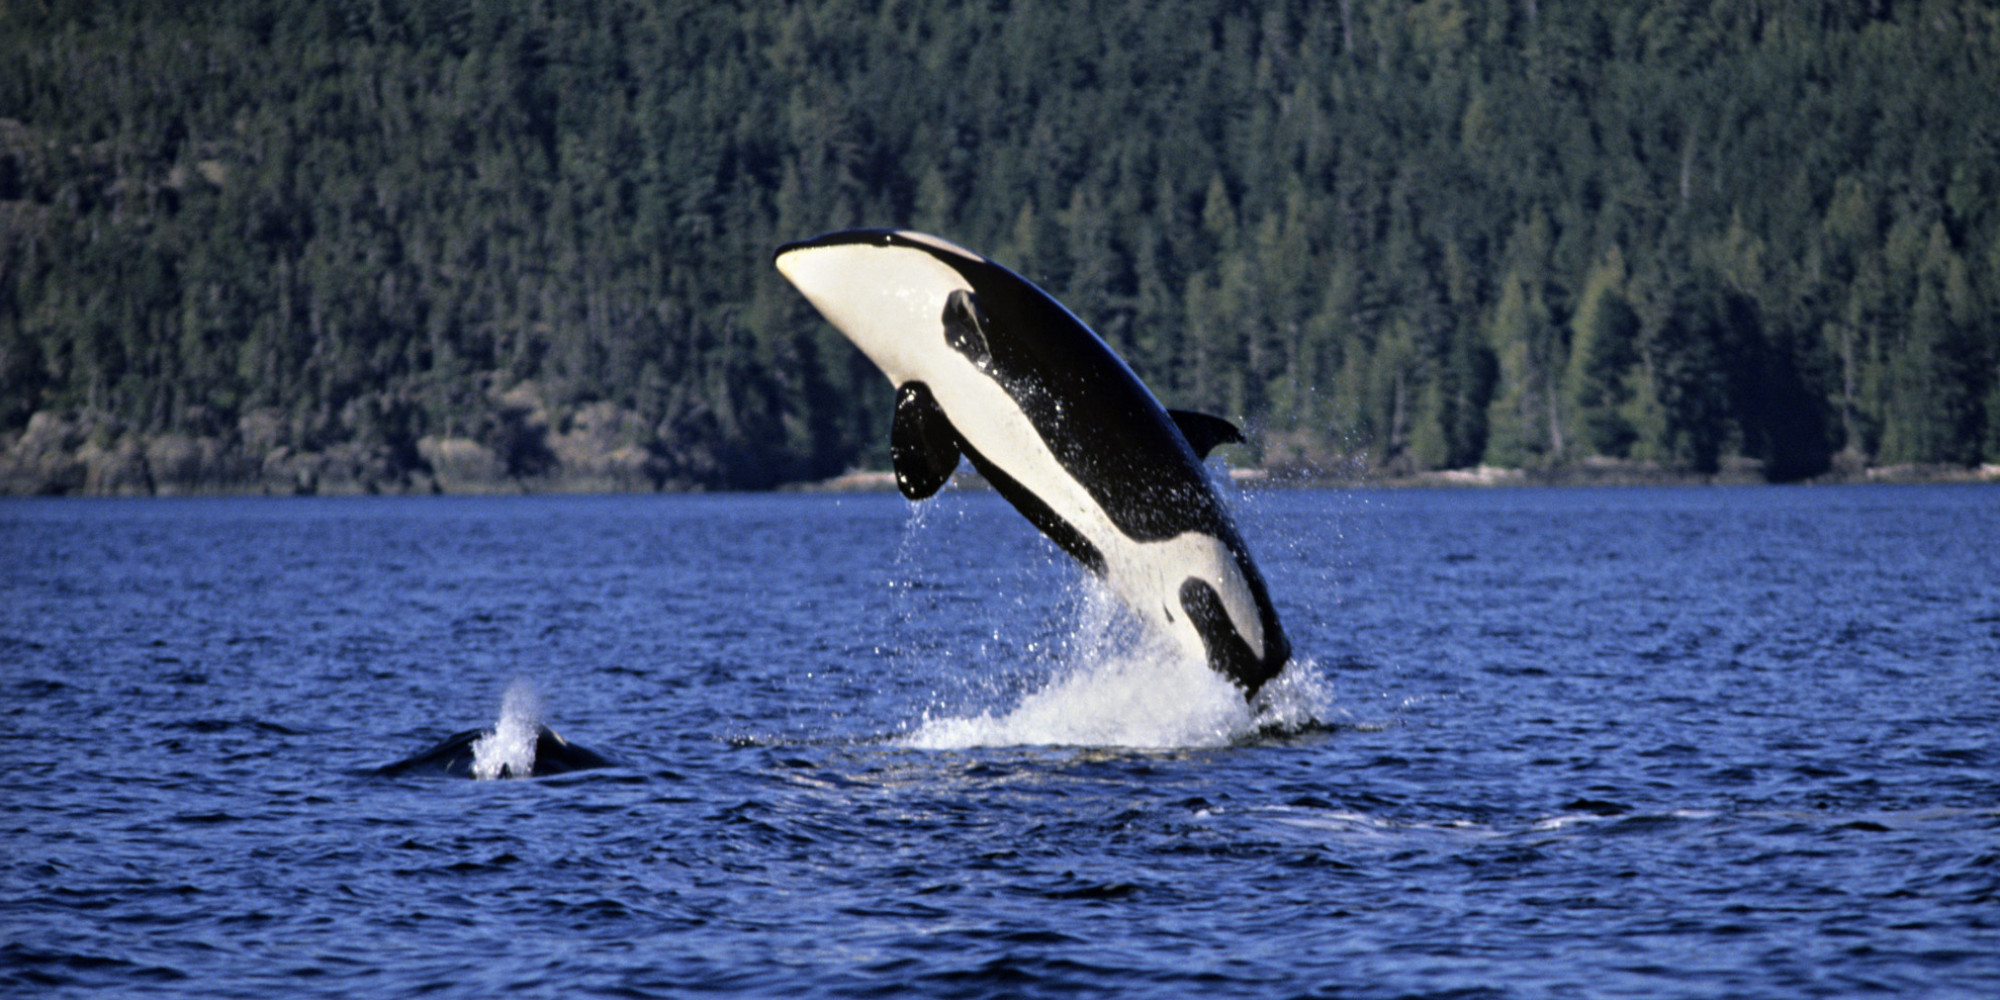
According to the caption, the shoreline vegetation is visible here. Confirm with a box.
[5,402,1996,498]
[5,2,1999,497]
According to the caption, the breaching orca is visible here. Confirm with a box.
[774,229,1290,697]
[374,725,614,779]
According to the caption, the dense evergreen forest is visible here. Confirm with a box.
[2,0,1997,494]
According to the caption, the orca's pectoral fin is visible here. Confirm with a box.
[1169,409,1246,459]
[891,382,963,500]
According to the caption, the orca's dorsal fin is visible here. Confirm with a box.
[891,382,962,500]
[1168,409,1245,458]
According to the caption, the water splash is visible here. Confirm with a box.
[470,679,544,780]
[903,582,1333,750]
[1244,652,1338,737]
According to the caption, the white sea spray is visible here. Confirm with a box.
[471,679,543,780]
[903,579,1325,750]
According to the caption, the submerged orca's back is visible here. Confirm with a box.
[375,725,614,779]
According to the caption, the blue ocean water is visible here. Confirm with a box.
[3,485,1997,998]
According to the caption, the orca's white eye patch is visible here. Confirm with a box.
[942,290,991,369]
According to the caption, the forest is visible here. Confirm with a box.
[2,0,1997,494]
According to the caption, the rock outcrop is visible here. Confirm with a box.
[0,388,708,495]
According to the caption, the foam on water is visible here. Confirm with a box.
[470,679,543,779]
[1244,653,1338,734]
[903,583,1332,750]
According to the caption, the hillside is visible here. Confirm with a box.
[2,0,1996,493]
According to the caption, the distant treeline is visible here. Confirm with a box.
[2,0,1997,493]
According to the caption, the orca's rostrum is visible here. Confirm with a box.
[774,229,1290,698]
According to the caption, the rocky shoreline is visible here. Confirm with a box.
[0,400,696,498]
[5,407,1998,498]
